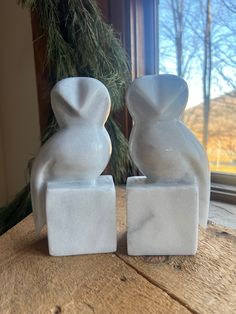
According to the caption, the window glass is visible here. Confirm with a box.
[159,0,236,174]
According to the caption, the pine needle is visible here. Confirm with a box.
[0,0,135,235]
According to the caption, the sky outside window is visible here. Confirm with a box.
[159,0,236,173]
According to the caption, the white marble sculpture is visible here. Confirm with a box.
[126,74,210,255]
[31,77,116,256]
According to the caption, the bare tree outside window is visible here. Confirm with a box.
[159,0,236,174]
[202,0,212,149]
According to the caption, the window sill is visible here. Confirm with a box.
[211,172,236,204]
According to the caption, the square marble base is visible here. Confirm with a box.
[127,176,199,256]
[46,175,116,256]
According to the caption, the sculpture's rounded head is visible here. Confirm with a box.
[51,77,111,127]
[126,74,188,121]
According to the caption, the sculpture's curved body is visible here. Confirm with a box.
[126,74,210,227]
[31,77,112,233]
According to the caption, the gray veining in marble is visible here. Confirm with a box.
[126,74,210,227]
[31,77,112,233]
[127,177,199,255]
[46,176,116,256]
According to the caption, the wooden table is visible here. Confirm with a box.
[0,188,236,313]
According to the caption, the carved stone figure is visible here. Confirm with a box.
[126,74,210,255]
[31,77,112,234]
[127,74,210,227]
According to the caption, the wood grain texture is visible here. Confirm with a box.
[209,201,236,229]
[31,11,51,134]
[0,187,235,314]
[116,187,236,314]
[0,217,189,313]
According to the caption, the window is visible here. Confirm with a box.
[158,0,236,202]
[106,0,236,201]
[159,0,236,178]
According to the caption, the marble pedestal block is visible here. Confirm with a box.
[46,175,116,256]
[127,177,199,256]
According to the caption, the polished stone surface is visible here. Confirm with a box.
[127,177,199,256]
[126,74,210,227]
[31,77,112,234]
[46,176,116,256]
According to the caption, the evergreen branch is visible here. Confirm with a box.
[0,0,134,235]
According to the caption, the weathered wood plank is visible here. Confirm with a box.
[116,188,236,314]
[1,187,236,313]
[0,216,190,314]
[209,201,236,229]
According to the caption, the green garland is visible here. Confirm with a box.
[0,0,135,234]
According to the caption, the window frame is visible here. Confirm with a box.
[32,0,236,203]
[211,172,236,203]
[106,0,236,204]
